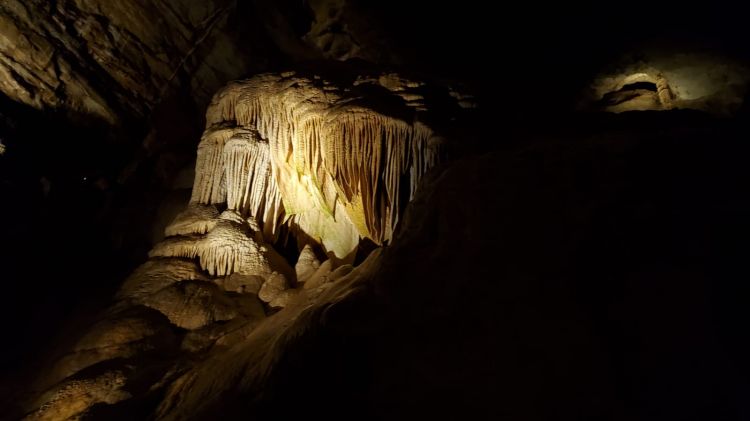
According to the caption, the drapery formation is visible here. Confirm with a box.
[189,72,446,258]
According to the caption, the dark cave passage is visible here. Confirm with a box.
[620,81,658,92]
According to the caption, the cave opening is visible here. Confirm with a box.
[619,81,658,92]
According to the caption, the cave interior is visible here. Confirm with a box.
[1,1,750,420]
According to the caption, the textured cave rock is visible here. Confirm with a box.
[5,3,750,420]
[13,69,471,419]
[193,71,468,258]
[582,50,750,114]
[0,0,337,127]
[0,0,246,123]
[295,244,321,285]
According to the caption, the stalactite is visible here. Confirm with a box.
[195,72,454,257]
[656,73,674,110]
[165,204,220,237]
[153,211,292,279]
[191,125,240,205]
[223,131,278,220]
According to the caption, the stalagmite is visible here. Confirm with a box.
[118,259,209,302]
[190,125,240,205]
[258,272,290,305]
[222,130,283,239]
[656,73,673,109]
[295,244,320,284]
[141,281,240,330]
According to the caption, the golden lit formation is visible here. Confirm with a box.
[192,72,444,258]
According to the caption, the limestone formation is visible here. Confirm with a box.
[220,273,265,295]
[584,51,749,114]
[164,204,220,237]
[154,248,384,420]
[151,210,293,279]
[140,281,240,330]
[303,259,335,290]
[258,272,291,306]
[193,72,451,258]
[117,259,208,302]
[295,244,321,284]
[21,69,467,419]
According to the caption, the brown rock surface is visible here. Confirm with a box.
[0,0,251,124]
[140,280,240,330]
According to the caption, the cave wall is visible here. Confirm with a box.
[0,0,314,125]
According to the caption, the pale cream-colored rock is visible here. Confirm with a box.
[117,258,208,302]
[164,204,220,237]
[258,272,290,304]
[152,213,293,280]
[303,259,334,290]
[222,273,264,294]
[26,370,130,421]
[295,244,321,284]
[141,281,239,330]
[195,72,446,258]
[181,296,266,352]
[155,248,383,420]
[585,50,749,114]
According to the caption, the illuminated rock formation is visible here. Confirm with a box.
[192,71,449,258]
[163,204,220,237]
[584,51,750,114]
[151,210,293,280]
[20,69,470,420]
